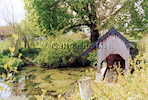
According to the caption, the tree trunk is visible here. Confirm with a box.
[24,38,27,48]
[24,35,31,52]
[90,24,99,42]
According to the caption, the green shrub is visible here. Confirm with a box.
[2,49,10,55]
[0,55,3,59]
[130,42,139,58]
[19,48,41,59]
[0,55,24,70]
[0,56,9,66]
[34,37,90,67]
[138,34,148,53]
[11,59,24,70]
[87,50,97,67]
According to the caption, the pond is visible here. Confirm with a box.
[0,66,94,99]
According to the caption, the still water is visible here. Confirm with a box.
[0,66,88,100]
[0,76,28,100]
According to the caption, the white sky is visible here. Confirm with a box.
[0,0,26,26]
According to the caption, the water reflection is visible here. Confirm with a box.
[0,82,11,98]
[0,75,31,99]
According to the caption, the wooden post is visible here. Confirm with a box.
[125,60,129,72]
[97,48,101,73]
[95,48,103,82]
[95,61,103,82]
[101,61,107,76]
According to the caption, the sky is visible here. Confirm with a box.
[0,0,26,26]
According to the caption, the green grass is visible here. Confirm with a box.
[0,40,10,51]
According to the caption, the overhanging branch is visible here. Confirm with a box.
[65,23,91,31]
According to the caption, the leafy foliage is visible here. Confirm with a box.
[23,0,73,36]
[19,48,41,59]
[0,35,22,97]
[87,50,97,67]
[138,34,148,53]
[34,36,90,67]
[116,0,148,39]
[23,0,147,42]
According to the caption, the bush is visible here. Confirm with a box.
[130,42,139,58]
[0,55,3,59]
[34,36,90,67]
[19,48,41,59]
[0,56,9,66]
[0,55,24,70]
[138,34,148,53]
[2,49,10,55]
[11,59,24,70]
[87,50,97,67]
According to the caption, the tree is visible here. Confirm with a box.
[66,0,148,42]
[0,1,20,55]
[23,0,73,36]
[24,0,147,42]
[19,19,41,52]
[0,1,39,55]
[116,0,148,39]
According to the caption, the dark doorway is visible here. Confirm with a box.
[106,54,125,69]
[104,54,125,82]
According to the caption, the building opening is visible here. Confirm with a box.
[102,54,125,82]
